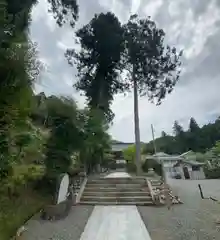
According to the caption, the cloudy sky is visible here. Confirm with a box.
[30,0,220,142]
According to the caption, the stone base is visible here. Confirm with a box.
[41,199,72,221]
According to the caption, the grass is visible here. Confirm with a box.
[0,188,49,240]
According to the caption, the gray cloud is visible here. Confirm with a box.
[30,0,220,142]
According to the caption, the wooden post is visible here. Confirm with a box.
[198,184,204,199]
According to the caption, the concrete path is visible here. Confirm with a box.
[79,206,151,240]
[79,172,152,240]
[105,172,131,178]
[23,171,152,240]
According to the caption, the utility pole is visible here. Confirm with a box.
[151,124,157,155]
[151,124,170,209]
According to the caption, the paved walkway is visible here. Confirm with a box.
[80,206,151,240]
[79,172,151,240]
[104,172,131,178]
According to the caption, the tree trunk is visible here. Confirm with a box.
[133,71,142,175]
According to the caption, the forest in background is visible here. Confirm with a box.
[144,117,220,155]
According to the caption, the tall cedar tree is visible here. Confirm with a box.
[123,15,182,174]
[65,12,126,122]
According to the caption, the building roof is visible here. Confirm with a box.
[174,160,205,167]
[111,143,134,151]
[146,152,183,161]
[152,152,169,157]
[179,150,193,157]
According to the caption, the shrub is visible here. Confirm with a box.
[142,159,162,176]
[0,165,45,197]
[126,162,136,173]
[204,167,220,179]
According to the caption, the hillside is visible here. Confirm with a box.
[144,117,220,154]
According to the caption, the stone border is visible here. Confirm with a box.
[146,179,157,205]
[75,177,88,204]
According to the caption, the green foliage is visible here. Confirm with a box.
[66,12,125,122]
[123,144,136,162]
[173,121,184,136]
[0,164,45,196]
[44,97,83,177]
[142,159,162,176]
[0,164,48,240]
[49,0,78,27]
[126,162,137,173]
[123,14,182,102]
[14,132,33,156]
[144,116,220,155]
[0,0,38,179]
[79,108,111,173]
[0,189,48,240]
[204,167,220,179]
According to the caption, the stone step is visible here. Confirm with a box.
[84,186,148,192]
[79,201,154,206]
[150,180,162,185]
[86,183,145,188]
[88,177,146,184]
[80,196,152,202]
[82,191,151,197]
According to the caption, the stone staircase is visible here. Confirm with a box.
[79,177,154,205]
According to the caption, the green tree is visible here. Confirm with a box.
[44,97,83,177]
[79,108,111,173]
[161,131,167,137]
[173,121,184,136]
[122,15,182,174]
[65,12,126,122]
[49,0,78,27]
[123,145,136,162]
[189,117,200,133]
[0,0,39,178]
[187,117,201,151]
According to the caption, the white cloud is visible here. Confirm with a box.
[31,0,56,32]
[110,75,220,142]
[143,0,163,18]
[131,0,141,14]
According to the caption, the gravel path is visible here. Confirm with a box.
[138,179,220,240]
[23,206,94,240]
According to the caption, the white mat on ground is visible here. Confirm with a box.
[79,206,152,240]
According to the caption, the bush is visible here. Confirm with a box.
[142,159,162,176]
[0,164,45,197]
[126,162,136,173]
[204,167,220,179]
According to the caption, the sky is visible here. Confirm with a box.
[30,0,220,143]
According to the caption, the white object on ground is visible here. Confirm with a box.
[105,172,131,178]
[79,206,152,240]
[57,174,69,204]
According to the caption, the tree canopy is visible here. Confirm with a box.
[144,116,220,155]
[66,12,125,122]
